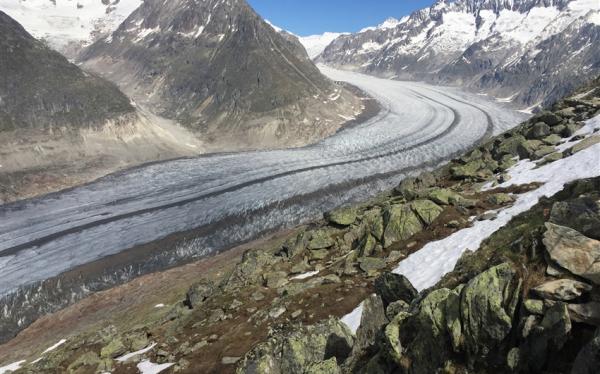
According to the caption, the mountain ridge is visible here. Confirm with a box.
[319,0,600,110]
[78,0,362,152]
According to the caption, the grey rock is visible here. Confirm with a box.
[185,279,215,309]
[568,302,600,327]
[374,272,418,306]
[544,223,600,285]
[571,328,600,374]
[531,279,592,301]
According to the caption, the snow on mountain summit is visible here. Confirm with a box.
[299,32,349,59]
[0,0,143,57]
[319,0,600,109]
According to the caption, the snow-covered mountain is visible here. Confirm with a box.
[298,32,349,59]
[319,0,600,109]
[0,0,142,57]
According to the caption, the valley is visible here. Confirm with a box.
[0,67,523,344]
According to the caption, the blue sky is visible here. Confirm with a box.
[247,0,434,36]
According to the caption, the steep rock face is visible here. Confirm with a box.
[319,0,600,109]
[0,10,134,132]
[80,0,360,151]
[0,11,202,203]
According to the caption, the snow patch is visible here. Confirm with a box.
[341,301,364,334]
[43,339,67,354]
[116,343,157,362]
[137,360,174,374]
[291,270,319,280]
[0,361,25,374]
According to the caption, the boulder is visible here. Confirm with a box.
[362,208,385,241]
[305,358,341,374]
[450,159,488,180]
[521,302,572,372]
[460,263,522,365]
[550,198,600,240]
[224,250,279,289]
[358,257,386,276]
[395,172,436,199]
[544,223,600,285]
[237,317,353,374]
[353,295,388,354]
[539,152,563,165]
[309,248,329,260]
[527,122,551,139]
[531,279,592,301]
[264,271,289,289]
[385,300,410,320]
[185,280,215,309]
[524,299,545,315]
[325,207,358,226]
[382,204,423,248]
[100,339,126,359]
[532,145,557,160]
[535,112,562,126]
[308,229,336,250]
[374,272,418,306]
[495,135,528,158]
[281,232,308,259]
[426,188,464,206]
[542,134,562,145]
[571,328,600,374]
[356,233,377,257]
[486,193,514,205]
[395,289,456,373]
[569,136,600,155]
[67,352,101,373]
[568,302,600,327]
[383,311,411,365]
[516,139,542,159]
[410,199,443,226]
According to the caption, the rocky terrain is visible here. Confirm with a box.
[79,0,361,152]
[1,75,598,373]
[318,0,600,110]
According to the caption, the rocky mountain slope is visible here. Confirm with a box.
[1,75,598,373]
[79,0,361,151]
[0,11,202,203]
[319,0,600,110]
[0,0,143,58]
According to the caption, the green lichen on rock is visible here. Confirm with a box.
[382,204,423,248]
[325,207,358,226]
[460,263,522,364]
[410,199,443,226]
[308,229,336,250]
[362,208,385,241]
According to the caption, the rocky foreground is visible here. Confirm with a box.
[1,82,599,373]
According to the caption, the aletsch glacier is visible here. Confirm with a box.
[0,69,524,339]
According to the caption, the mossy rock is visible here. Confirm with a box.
[486,193,514,206]
[100,338,126,359]
[426,188,464,206]
[67,352,101,373]
[460,263,522,365]
[325,207,358,226]
[305,357,341,374]
[362,208,384,241]
[542,134,562,145]
[382,204,423,248]
[410,199,443,225]
[308,229,336,250]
